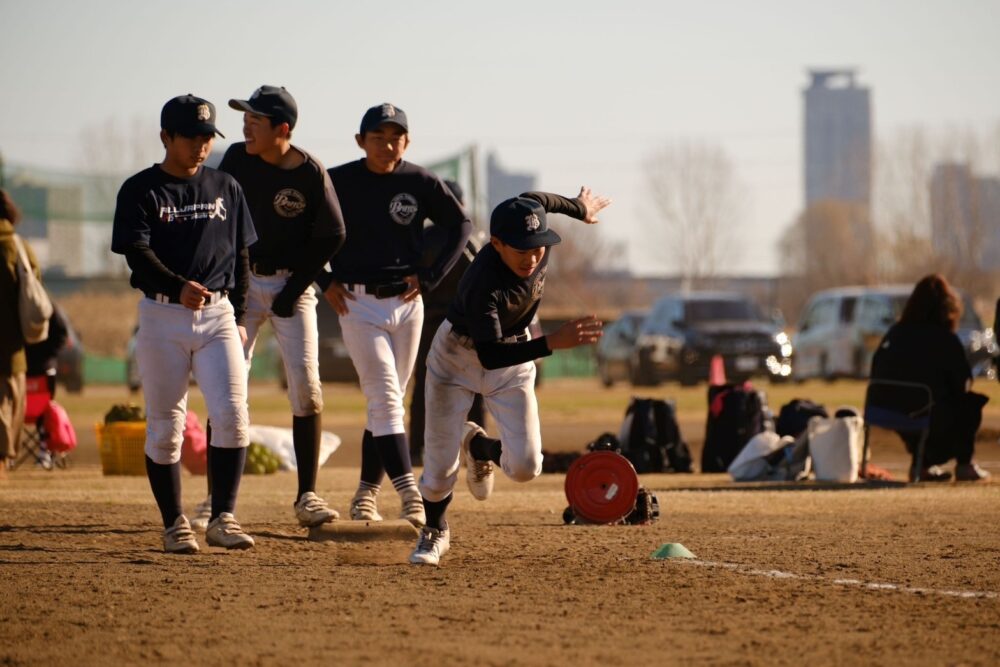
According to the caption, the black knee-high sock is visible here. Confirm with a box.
[145,456,182,529]
[423,493,452,531]
[359,430,385,488]
[210,446,247,520]
[293,414,321,501]
[205,421,213,496]
[469,433,502,465]
[374,433,414,488]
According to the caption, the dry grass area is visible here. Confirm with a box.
[57,290,141,357]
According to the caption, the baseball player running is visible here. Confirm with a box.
[111,95,257,553]
[213,85,346,529]
[410,187,610,565]
[317,103,471,527]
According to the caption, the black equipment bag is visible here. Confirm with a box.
[775,398,829,439]
[619,397,693,473]
[702,383,768,473]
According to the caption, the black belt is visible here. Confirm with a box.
[145,290,227,305]
[345,281,409,299]
[251,260,291,276]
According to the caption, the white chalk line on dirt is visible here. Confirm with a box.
[674,559,998,600]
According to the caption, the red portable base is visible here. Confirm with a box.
[564,450,640,524]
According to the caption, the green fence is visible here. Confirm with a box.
[83,346,595,387]
[82,350,281,387]
[543,348,597,379]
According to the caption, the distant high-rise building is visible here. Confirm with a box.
[930,162,1000,270]
[803,69,872,209]
[486,152,536,214]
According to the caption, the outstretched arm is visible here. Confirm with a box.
[520,186,612,224]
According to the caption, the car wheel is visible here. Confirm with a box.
[820,353,835,383]
[631,351,659,387]
[599,360,613,388]
[853,348,868,378]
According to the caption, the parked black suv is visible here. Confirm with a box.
[631,292,792,386]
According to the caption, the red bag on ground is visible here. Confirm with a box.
[43,401,77,454]
[181,411,208,475]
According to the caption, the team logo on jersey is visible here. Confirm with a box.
[196,104,211,121]
[531,269,546,300]
[273,189,306,218]
[389,193,418,225]
[159,197,228,223]
[525,213,541,232]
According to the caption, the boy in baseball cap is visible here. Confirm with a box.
[112,94,258,553]
[194,86,346,532]
[410,186,610,565]
[315,102,471,528]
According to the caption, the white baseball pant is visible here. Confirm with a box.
[136,296,249,464]
[419,321,541,502]
[338,289,423,437]
[243,273,322,417]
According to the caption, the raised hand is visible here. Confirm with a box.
[577,186,612,224]
[546,315,604,350]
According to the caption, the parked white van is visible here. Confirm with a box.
[793,285,997,380]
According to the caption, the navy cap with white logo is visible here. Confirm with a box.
[229,85,298,130]
[359,102,409,135]
[160,95,225,138]
[490,197,562,250]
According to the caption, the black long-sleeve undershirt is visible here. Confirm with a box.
[271,233,346,316]
[124,243,252,325]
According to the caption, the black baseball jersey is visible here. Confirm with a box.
[111,165,257,295]
[321,159,470,290]
[218,142,345,266]
[448,192,586,370]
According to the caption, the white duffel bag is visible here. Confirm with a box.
[807,411,864,482]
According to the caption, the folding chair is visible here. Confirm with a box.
[11,375,63,470]
[861,379,933,482]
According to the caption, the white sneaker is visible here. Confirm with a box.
[350,487,383,522]
[461,421,494,501]
[399,486,426,528]
[409,527,450,566]
[190,495,212,531]
[205,512,255,550]
[294,491,340,527]
[163,515,199,554]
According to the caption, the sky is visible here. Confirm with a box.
[1,0,998,276]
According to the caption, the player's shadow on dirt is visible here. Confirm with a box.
[251,530,309,542]
[663,480,907,492]
[0,523,148,535]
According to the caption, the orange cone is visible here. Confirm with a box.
[708,354,727,386]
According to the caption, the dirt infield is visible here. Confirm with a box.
[2,379,1000,665]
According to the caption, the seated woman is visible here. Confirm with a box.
[870,274,990,482]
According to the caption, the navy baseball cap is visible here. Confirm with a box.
[359,103,408,135]
[490,197,561,250]
[160,95,224,138]
[229,85,298,129]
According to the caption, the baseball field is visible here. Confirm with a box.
[2,377,999,666]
